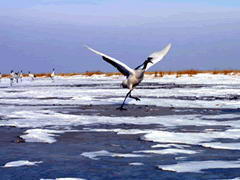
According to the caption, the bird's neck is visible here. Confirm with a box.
[142,62,148,70]
[142,59,152,70]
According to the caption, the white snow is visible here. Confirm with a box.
[21,129,65,143]
[1,110,224,128]
[202,142,240,150]
[81,150,112,160]
[134,148,197,155]
[129,162,144,166]
[151,144,190,149]
[41,178,86,180]
[1,73,240,167]
[143,128,240,145]
[3,160,42,168]
[81,150,146,160]
[1,74,240,108]
[158,160,240,173]
[56,178,86,180]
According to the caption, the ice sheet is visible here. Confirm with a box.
[21,129,65,143]
[81,150,146,160]
[2,74,240,172]
[134,149,197,155]
[3,160,42,168]
[158,160,240,173]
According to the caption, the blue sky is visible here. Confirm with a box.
[0,0,240,73]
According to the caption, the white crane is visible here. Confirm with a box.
[50,68,55,81]
[20,70,23,82]
[28,71,35,81]
[10,70,15,86]
[15,72,19,83]
[86,43,171,110]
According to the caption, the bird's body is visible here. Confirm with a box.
[86,44,171,110]
[123,70,144,89]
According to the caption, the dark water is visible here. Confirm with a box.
[1,123,240,180]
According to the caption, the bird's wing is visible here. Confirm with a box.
[85,46,135,77]
[145,43,171,71]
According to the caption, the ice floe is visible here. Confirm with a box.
[3,160,42,168]
[151,144,190,149]
[41,178,86,180]
[81,150,146,160]
[129,162,144,166]
[142,129,240,147]
[134,148,197,155]
[21,129,65,143]
[202,142,240,150]
[158,160,240,173]
[2,111,234,129]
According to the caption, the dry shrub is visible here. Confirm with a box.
[146,70,240,77]
[35,73,50,78]
[105,72,121,76]
[2,70,240,79]
[82,71,105,76]
[58,73,81,77]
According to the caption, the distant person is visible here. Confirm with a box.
[50,68,55,82]
[10,70,15,86]
[28,71,35,81]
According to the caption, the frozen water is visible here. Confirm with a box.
[202,142,240,150]
[81,150,146,160]
[134,149,197,155]
[3,160,42,168]
[142,129,240,147]
[81,150,113,160]
[1,74,240,178]
[158,160,240,173]
[21,129,65,143]
[41,178,86,180]
[129,162,144,166]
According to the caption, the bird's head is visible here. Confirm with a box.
[142,57,153,70]
[146,57,153,64]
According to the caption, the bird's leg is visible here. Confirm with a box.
[51,77,54,82]
[129,92,140,101]
[117,90,132,111]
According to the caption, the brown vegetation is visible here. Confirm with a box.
[1,70,240,78]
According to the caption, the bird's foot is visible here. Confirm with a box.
[130,96,141,101]
[135,97,141,101]
[116,107,127,111]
